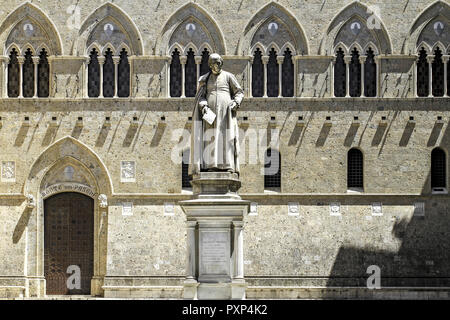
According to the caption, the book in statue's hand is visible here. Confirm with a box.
[202,107,216,125]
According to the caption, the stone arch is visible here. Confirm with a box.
[406,1,450,54]
[24,136,113,196]
[157,2,226,55]
[0,2,62,55]
[321,1,392,55]
[240,1,308,55]
[75,2,143,56]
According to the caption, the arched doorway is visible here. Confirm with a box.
[44,192,94,295]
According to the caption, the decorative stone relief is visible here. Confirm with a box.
[249,202,258,216]
[164,202,175,216]
[121,161,136,182]
[372,202,383,216]
[122,202,133,216]
[26,194,36,209]
[98,194,108,208]
[1,161,16,182]
[330,202,341,216]
[288,202,300,216]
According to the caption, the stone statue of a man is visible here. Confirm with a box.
[189,53,244,175]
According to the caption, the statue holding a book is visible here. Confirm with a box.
[189,53,244,176]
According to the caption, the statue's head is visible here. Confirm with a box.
[208,53,223,75]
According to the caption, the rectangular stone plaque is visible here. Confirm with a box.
[199,230,230,282]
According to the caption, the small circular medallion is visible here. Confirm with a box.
[350,22,361,35]
[23,23,34,37]
[186,23,196,37]
[104,23,114,37]
[268,22,278,36]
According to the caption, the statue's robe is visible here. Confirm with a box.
[189,70,244,176]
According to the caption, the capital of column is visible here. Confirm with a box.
[187,221,197,228]
[194,56,202,64]
[112,56,121,65]
[232,221,244,229]
[426,55,435,64]
[2,57,10,64]
[84,56,90,64]
[443,55,450,63]
[180,56,187,65]
[166,56,172,64]
[17,56,25,65]
[32,56,40,65]
[97,57,106,65]
[343,56,352,64]
[331,57,337,65]
[262,56,270,65]
[276,56,285,64]
[249,57,254,64]
[359,55,367,64]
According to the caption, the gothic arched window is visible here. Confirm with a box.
[432,47,444,97]
[417,48,429,97]
[264,148,281,190]
[7,48,19,98]
[170,48,182,97]
[431,148,446,191]
[347,148,363,190]
[118,48,130,97]
[22,48,34,98]
[252,48,264,97]
[364,48,377,97]
[103,48,114,98]
[88,48,100,98]
[334,48,346,97]
[182,148,192,189]
[267,48,278,97]
[38,48,49,97]
[185,48,196,97]
[349,48,361,97]
[200,48,210,76]
[282,48,294,97]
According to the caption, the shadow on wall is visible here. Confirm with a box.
[326,119,450,291]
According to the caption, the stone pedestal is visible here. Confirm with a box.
[179,172,249,300]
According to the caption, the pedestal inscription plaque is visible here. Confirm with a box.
[199,230,230,282]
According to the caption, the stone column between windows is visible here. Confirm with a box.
[166,56,172,98]
[375,56,380,98]
[83,57,89,98]
[98,56,105,98]
[277,56,284,98]
[2,57,9,98]
[359,55,366,98]
[262,55,269,98]
[413,54,419,98]
[292,55,297,97]
[426,55,434,98]
[249,56,254,98]
[17,56,25,98]
[128,55,134,98]
[232,221,244,280]
[330,57,336,97]
[112,56,120,98]
[344,55,351,98]
[443,55,449,97]
[186,221,197,280]
[180,55,187,98]
[194,55,202,91]
[32,56,39,98]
